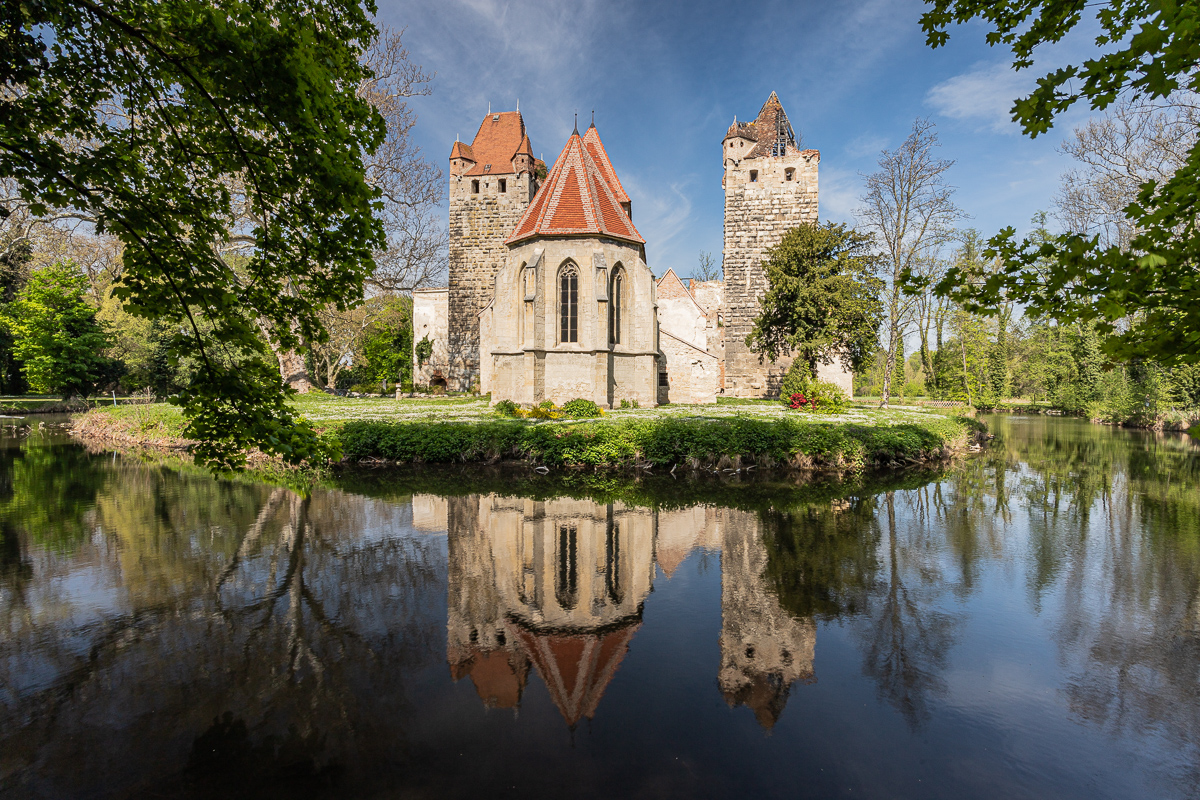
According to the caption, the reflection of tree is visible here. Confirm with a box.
[0,456,442,798]
[760,497,879,619]
[857,491,959,728]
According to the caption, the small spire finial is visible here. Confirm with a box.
[573,111,579,136]
[488,101,491,114]
[590,109,595,129]
[516,98,520,112]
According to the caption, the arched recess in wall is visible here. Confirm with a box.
[609,264,625,345]
[517,261,529,345]
[558,261,579,344]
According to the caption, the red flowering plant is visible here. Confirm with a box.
[787,393,820,411]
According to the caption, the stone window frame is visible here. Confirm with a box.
[749,169,758,183]
[499,178,507,193]
[471,179,480,193]
[785,168,795,182]
[558,261,580,345]
[608,264,626,346]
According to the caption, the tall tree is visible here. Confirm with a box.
[920,0,1200,366]
[747,222,884,379]
[1,1,386,469]
[858,119,962,408]
[1,261,113,399]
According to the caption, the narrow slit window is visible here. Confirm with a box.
[785,168,795,181]
[499,178,507,193]
[471,179,480,193]
[560,267,578,343]
[610,272,623,344]
[749,170,758,182]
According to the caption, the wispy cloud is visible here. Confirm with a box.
[623,174,697,275]
[925,62,1033,133]
[818,165,862,225]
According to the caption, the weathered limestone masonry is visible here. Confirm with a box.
[447,111,542,391]
[722,92,819,397]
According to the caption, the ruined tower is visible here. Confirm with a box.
[447,110,542,391]
[721,92,819,396]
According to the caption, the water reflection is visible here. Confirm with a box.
[0,416,1197,798]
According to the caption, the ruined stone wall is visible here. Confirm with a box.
[447,171,536,391]
[721,151,819,396]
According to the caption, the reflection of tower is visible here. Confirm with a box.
[447,496,655,726]
[719,509,816,730]
[446,496,530,708]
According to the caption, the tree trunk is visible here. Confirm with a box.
[277,348,315,393]
[880,329,897,409]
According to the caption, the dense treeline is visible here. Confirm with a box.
[854,218,1200,428]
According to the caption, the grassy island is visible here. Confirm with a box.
[72,394,985,473]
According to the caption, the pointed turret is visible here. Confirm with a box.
[582,124,631,218]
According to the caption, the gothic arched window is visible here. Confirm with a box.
[609,268,624,345]
[559,264,579,343]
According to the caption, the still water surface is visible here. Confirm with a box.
[1,415,1198,799]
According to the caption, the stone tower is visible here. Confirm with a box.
[721,92,819,396]
[447,110,542,391]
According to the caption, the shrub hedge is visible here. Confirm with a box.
[339,414,977,471]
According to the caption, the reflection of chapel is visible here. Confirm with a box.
[414,94,853,404]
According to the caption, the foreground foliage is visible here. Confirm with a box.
[920,0,1200,365]
[2,0,385,469]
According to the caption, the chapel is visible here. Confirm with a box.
[478,121,661,407]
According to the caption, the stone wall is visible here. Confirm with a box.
[447,170,536,391]
[412,288,449,388]
[722,150,819,396]
[658,330,719,404]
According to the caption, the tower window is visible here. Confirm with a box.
[471,179,479,193]
[785,168,795,181]
[499,178,507,193]
[560,266,578,343]
[749,170,758,182]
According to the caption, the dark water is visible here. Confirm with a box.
[1,415,1199,799]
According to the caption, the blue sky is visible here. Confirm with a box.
[379,0,1102,280]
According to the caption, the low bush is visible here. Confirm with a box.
[338,412,975,470]
[493,399,520,418]
[560,398,602,418]
[778,362,849,414]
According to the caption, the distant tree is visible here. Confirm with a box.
[693,251,722,282]
[1,1,386,469]
[919,0,1200,366]
[747,222,884,379]
[1,262,114,399]
[858,119,962,409]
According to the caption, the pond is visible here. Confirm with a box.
[1,415,1198,799]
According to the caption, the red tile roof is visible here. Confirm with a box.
[514,133,534,158]
[451,110,530,176]
[506,127,644,246]
[582,124,629,203]
[449,139,475,161]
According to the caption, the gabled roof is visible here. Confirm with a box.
[452,110,530,176]
[449,139,475,162]
[506,127,644,245]
[582,124,630,204]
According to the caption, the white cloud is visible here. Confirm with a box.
[925,62,1033,133]
[817,165,862,225]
